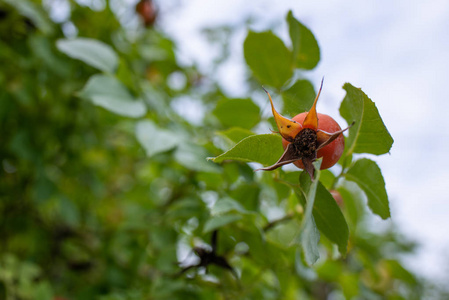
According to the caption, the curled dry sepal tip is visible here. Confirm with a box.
[257,79,354,179]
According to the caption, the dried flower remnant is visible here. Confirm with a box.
[258,79,354,178]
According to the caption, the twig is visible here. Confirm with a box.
[263,213,295,232]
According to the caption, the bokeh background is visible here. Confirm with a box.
[2,0,449,298]
[152,0,449,280]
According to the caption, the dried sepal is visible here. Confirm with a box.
[262,87,302,141]
[255,143,301,171]
[302,78,324,130]
[316,121,354,151]
[302,157,316,179]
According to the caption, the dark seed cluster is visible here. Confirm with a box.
[293,128,317,159]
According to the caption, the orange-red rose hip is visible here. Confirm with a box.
[281,112,345,170]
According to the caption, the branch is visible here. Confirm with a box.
[263,213,295,232]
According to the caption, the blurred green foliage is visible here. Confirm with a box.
[0,1,446,299]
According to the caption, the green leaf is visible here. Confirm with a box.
[56,38,119,73]
[79,75,146,118]
[116,58,138,91]
[209,134,284,166]
[295,249,318,280]
[213,98,260,129]
[175,143,221,173]
[280,171,302,187]
[340,83,394,155]
[300,214,320,265]
[167,197,205,220]
[230,183,260,211]
[318,169,336,190]
[195,172,224,190]
[337,181,366,226]
[316,260,343,281]
[281,79,316,116]
[295,160,322,266]
[4,0,53,35]
[211,197,248,216]
[312,183,349,254]
[218,127,255,144]
[233,225,289,268]
[345,158,390,219]
[266,218,300,248]
[384,260,418,285]
[339,273,360,300]
[203,214,242,233]
[298,171,349,254]
[243,31,293,88]
[287,11,320,70]
[135,120,179,157]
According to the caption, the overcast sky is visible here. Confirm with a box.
[155,0,449,280]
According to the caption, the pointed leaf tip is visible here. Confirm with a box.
[287,12,320,70]
[211,134,284,166]
[340,83,393,155]
[345,158,390,219]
